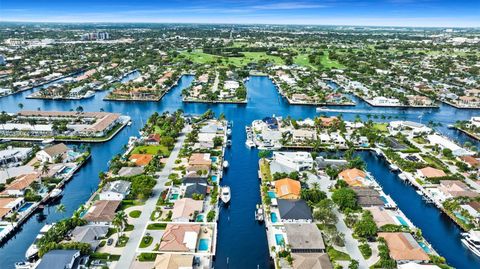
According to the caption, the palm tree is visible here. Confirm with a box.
[41,163,50,176]
[55,204,66,215]
[113,211,128,241]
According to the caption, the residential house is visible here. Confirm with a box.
[277,199,313,223]
[36,249,88,269]
[427,134,474,156]
[417,167,446,179]
[36,143,70,163]
[159,224,201,252]
[352,187,385,207]
[129,154,153,166]
[438,180,479,199]
[292,129,317,142]
[0,197,24,220]
[146,133,161,145]
[116,167,144,177]
[273,151,314,171]
[1,172,38,196]
[365,206,397,228]
[154,253,194,269]
[0,147,32,166]
[338,168,367,187]
[171,198,203,222]
[284,223,327,253]
[378,232,430,263]
[99,180,131,201]
[83,200,121,226]
[274,178,301,199]
[71,225,109,250]
[184,183,208,199]
[291,253,333,269]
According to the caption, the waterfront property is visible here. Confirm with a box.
[0,110,129,142]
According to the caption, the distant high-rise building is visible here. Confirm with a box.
[81,31,110,41]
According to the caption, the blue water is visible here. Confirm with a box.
[0,75,479,268]
[419,242,431,254]
[270,212,278,223]
[198,238,210,251]
[275,234,284,246]
[17,202,34,213]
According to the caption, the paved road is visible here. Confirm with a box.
[115,126,190,269]
[317,175,369,269]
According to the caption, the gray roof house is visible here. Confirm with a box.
[71,225,109,250]
[184,183,208,198]
[36,250,87,269]
[116,167,144,177]
[277,199,313,222]
[284,223,326,253]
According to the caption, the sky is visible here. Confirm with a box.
[1,0,479,27]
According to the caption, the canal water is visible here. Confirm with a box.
[0,75,479,268]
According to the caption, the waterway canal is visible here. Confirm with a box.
[0,75,479,268]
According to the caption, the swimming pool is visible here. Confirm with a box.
[454,212,469,224]
[211,175,218,183]
[18,202,34,213]
[418,241,431,253]
[267,191,276,198]
[211,156,218,163]
[196,214,204,222]
[60,166,73,175]
[380,196,388,204]
[270,213,278,223]
[198,238,210,251]
[275,234,285,246]
[170,193,179,200]
[396,216,408,227]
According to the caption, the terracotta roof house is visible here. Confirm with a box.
[83,200,121,225]
[438,180,479,199]
[1,172,38,196]
[378,232,430,263]
[129,154,153,166]
[0,197,24,220]
[365,206,397,227]
[146,133,161,145]
[417,167,446,179]
[338,168,366,187]
[275,178,301,199]
[292,253,333,269]
[159,224,201,252]
[460,156,480,168]
[188,153,212,167]
[154,253,194,269]
[185,165,210,178]
[172,198,203,222]
[318,116,338,127]
[277,199,313,222]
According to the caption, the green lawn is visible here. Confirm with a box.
[147,223,167,230]
[319,51,344,69]
[373,123,388,132]
[139,236,153,248]
[131,145,170,156]
[260,159,272,182]
[327,247,351,261]
[179,50,219,64]
[293,53,317,69]
[178,50,284,67]
[129,210,142,218]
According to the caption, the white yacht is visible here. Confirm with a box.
[223,160,229,168]
[49,188,63,199]
[389,164,399,171]
[226,128,232,137]
[25,224,53,259]
[461,231,480,257]
[220,186,231,204]
[316,106,328,112]
[255,204,264,222]
[83,90,95,98]
[245,140,256,148]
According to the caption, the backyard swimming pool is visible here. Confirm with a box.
[267,191,276,198]
[198,238,210,251]
[419,241,431,253]
[211,175,218,183]
[396,216,408,227]
[18,202,34,213]
[275,234,284,246]
[270,213,278,223]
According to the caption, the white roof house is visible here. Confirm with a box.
[427,134,474,156]
[273,151,314,171]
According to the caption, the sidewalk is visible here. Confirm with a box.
[115,126,189,269]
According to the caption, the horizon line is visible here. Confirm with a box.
[1,20,479,29]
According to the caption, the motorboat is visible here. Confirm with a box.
[223,160,229,168]
[461,231,480,257]
[389,164,399,171]
[255,204,264,222]
[316,106,328,112]
[41,138,55,144]
[49,188,63,199]
[15,262,35,269]
[245,140,256,148]
[25,224,53,259]
[398,173,407,181]
[226,128,232,137]
[83,90,95,98]
[226,140,232,147]
[220,186,231,204]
